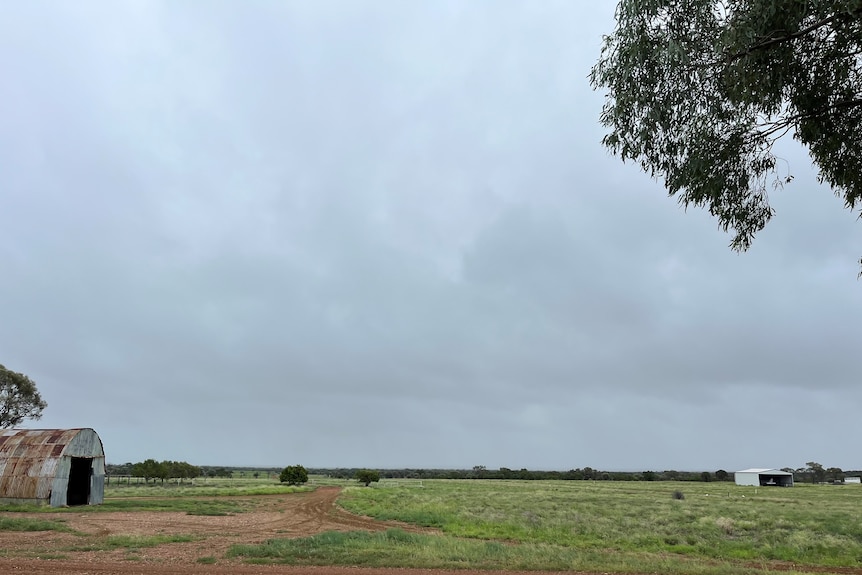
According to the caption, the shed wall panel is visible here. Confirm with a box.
[735,472,761,486]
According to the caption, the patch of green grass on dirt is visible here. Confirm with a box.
[29,553,70,560]
[98,497,248,515]
[0,516,77,533]
[0,503,55,513]
[65,534,197,552]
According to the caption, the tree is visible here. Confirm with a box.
[590,0,862,262]
[806,461,826,483]
[826,467,845,483]
[0,364,47,428]
[279,465,309,486]
[132,459,162,484]
[701,471,713,482]
[354,469,380,487]
[165,461,201,482]
[715,469,729,481]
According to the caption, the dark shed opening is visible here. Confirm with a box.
[67,457,92,506]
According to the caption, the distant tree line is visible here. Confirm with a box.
[104,462,859,485]
[786,462,859,484]
[106,463,283,481]
[307,466,738,482]
[106,460,202,483]
[309,466,862,483]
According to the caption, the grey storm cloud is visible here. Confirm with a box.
[1,1,860,471]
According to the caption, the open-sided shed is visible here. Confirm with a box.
[0,428,105,506]
[734,468,793,487]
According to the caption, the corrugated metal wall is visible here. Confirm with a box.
[0,428,106,506]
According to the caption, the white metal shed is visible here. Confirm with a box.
[734,468,793,487]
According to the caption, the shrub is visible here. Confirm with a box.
[279,465,308,486]
[671,490,685,500]
[355,469,381,486]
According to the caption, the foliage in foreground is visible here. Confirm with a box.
[590,0,862,258]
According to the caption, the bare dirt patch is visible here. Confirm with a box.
[0,487,442,574]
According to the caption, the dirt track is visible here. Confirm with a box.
[0,487,406,573]
[0,562,579,575]
[0,487,585,575]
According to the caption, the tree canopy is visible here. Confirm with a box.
[279,465,309,486]
[130,459,201,483]
[590,0,862,258]
[0,364,47,428]
[355,469,381,487]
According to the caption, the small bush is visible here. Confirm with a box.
[355,469,381,486]
[671,491,685,500]
[280,465,309,486]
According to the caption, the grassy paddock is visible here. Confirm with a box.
[65,534,197,552]
[228,528,753,574]
[231,479,862,574]
[103,477,313,498]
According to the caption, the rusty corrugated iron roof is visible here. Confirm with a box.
[0,428,82,458]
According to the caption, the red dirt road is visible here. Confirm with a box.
[0,562,578,575]
[0,487,583,575]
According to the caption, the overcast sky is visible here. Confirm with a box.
[2,1,860,472]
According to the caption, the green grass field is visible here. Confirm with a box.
[230,478,862,574]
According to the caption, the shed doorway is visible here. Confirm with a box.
[67,457,92,506]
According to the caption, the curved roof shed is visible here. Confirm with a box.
[0,428,105,506]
